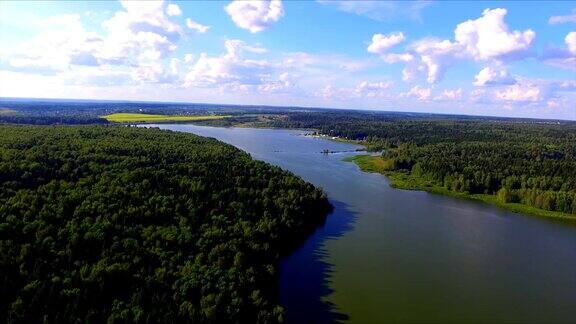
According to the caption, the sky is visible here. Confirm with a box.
[0,0,574,120]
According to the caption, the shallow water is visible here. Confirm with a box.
[147,124,576,323]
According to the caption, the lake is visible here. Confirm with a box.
[146,124,576,323]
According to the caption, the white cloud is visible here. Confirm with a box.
[0,0,185,87]
[225,0,283,33]
[317,85,337,99]
[226,40,267,55]
[494,83,544,102]
[455,8,535,61]
[314,80,394,100]
[354,81,394,98]
[434,88,462,100]
[0,14,104,73]
[410,38,461,83]
[182,40,301,95]
[470,77,574,113]
[375,38,460,83]
[541,31,576,71]
[186,18,210,33]
[381,53,414,64]
[100,0,182,64]
[184,39,272,87]
[473,66,516,86]
[552,80,576,91]
[257,72,295,93]
[367,32,405,54]
[184,53,195,63]
[549,9,576,25]
[2,0,183,69]
[370,8,536,84]
[131,58,180,83]
[2,2,573,118]
[566,31,576,55]
[401,85,431,100]
[166,3,182,16]
[182,43,377,99]
[318,0,432,21]
[280,52,372,73]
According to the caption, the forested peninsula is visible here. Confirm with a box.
[0,125,332,323]
[263,112,576,221]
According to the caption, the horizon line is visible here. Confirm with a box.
[1,96,574,122]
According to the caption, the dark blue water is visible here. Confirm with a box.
[145,124,576,323]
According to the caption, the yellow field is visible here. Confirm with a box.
[103,113,230,123]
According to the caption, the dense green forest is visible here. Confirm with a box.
[265,112,576,216]
[1,98,574,217]
[0,125,332,323]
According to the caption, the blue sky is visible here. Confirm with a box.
[0,1,574,119]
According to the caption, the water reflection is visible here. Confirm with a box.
[279,200,356,323]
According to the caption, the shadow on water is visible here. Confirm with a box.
[279,200,356,324]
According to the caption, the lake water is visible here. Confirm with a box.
[146,124,576,323]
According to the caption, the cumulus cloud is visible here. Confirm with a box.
[186,18,210,33]
[10,0,182,67]
[494,83,544,102]
[566,32,576,55]
[455,8,535,61]
[0,14,102,73]
[541,31,576,71]
[381,53,414,64]
[184,53,195,63]
[315,80,394,100]
[225,0,283,33]
[226,40,267,55]
[2,1,572,116]
[552,80,576,91]
[131,58,180,83]
[281,52,372,73]
[473,66,516,86]
[372,37,460,83]
[469,77,575,113]
[367,32,405,54]
[370,8,536,84]
[549,9,576,25]
[354,81,394,98]
[257,72,295,93]
[100,0,182,63]
[166,3,182,16]
[401,85,431,100]
[434,88,462,100]
[0,0,185,87]
[184,39,272,88]
[409,38,462,83]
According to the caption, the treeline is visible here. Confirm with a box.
[383,141,576,214]
[0,99,311,123]
[268,112,576,215]
[0,115,108,125]
[266,111,572,145]
[0,125,332,323]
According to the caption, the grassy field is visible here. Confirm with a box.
[344,155,576,222]
[103,113,231,123]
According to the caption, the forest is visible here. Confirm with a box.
[266,112,576,216]
[0,125,332,323]
[1,98,574,216]
[0,98,303,125]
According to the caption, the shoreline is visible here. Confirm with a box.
[344,154,576,223]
